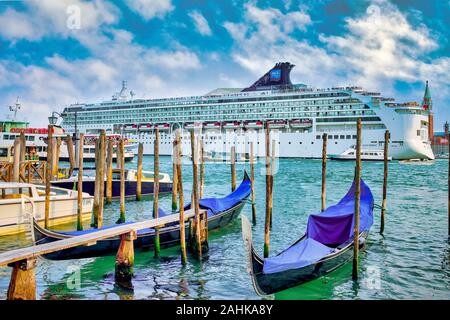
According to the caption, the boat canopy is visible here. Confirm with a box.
[263,179,374,274]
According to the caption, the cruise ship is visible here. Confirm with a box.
[59,62,435,160]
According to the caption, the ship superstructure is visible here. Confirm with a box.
[59,63,434,160]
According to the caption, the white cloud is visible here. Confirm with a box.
[224,0,450,101]
[125,0,174,20]
[0,0,119,41]
[188,11,212,36]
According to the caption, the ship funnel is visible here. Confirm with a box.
[242,62,295,92]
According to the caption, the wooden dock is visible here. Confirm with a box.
[0,209,199,300]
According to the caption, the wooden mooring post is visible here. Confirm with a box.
[380,130,389,235]
[448,130,450,238]
[106,139,113,204]
[19,132,26,162]
[136,142,143,201]
[250,142,256,224]
[199,139,205,199]
[264,122,272,258]
[77,133,84,231]
[321,133,328,212]
[7,258,37,300]
[270,139,276,228]
[153,129,161,258]
[189,131,205,258]
[44,125,53,229]
[115,231,136,288]
[352,118,362,280]
[98,131,106,228]
[53,137,61,178]
[175,130,187,264]
[171,136,179,211]
[231,146,236,192]
[12,138,21,182]
[66,135,76,176]
[118,139,126,223]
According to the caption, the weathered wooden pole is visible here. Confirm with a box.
[264,122,271,258]
[66,135,76,176]
[270,139,276,228]
[119,139,126,223]
[352,118,362,280]
[115,231,136,288]
[321,133,328,212]
[92,139,101,228]
[171,136,179,211]
[44,125,53,229]
[12,138,21,182]
[116,138,123,169]
[53,137,61,178]
[250,141,256,224]
[136,142,143,201]
[77,133,84,231]
[7,258,37,300]
[175,130,187,264]
[199,139,205,198]
[19,132,26,162]
[190,131,202,258]
[230,145,236,192]
[97,130,106,228]
[448,131,450,237]
[153,129,161,258]
[106,139,113,204]
[380,130,390,235]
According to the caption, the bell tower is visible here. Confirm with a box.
[422,80,433,141]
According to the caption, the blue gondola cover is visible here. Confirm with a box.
[263,179,374,274]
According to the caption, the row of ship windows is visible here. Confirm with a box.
[65,111,376,125]
[64,104,369,121]
[68,93,351,112]
[2,134,36,141]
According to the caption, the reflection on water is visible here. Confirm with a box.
[0,156,449,299]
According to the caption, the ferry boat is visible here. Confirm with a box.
[330,145,392,161]
[58,64,435,160]
[0,121,135,163]
[0,182,93,236]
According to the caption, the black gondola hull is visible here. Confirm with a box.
[34,201,246,260]
[51,180,173,198]
[249,232,369,295]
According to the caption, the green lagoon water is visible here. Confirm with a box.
[0,156,449,300]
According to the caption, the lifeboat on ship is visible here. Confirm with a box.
[154,123,170,131]
[203,122,221,130]
[267,120,287,129]
[138,123,152,132]
[244,121,264,129]
[123,124,137,131]
[290,118,312,129]
[184,122,202,130]
[223,121,241,129]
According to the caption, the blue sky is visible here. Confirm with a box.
[0,0,448,129]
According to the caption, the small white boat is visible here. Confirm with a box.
[203,122,221,129]
[290,118,312,129]
[138,123,152,131]
[0,182,93,236]
[123,124,137,131]
[154,123,170,131]
[244,121,264,129]
[267,120,287,129]
[223,121,241,129]
[191,151,256,164]
[330,145,392,161]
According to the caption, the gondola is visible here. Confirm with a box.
[34,171,251,260]
[242,179,374,295]
[51,168,173,198]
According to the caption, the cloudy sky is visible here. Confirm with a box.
[0,0,449,129]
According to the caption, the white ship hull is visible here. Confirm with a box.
[125,125,434,160]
